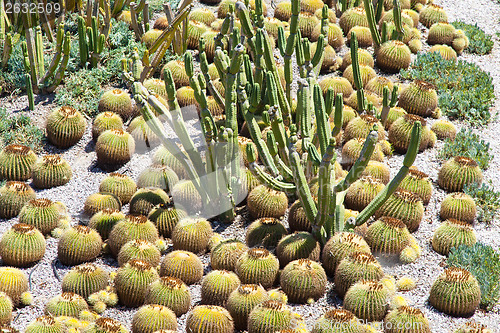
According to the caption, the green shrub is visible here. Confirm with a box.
[0,108,45,151]
[451,21,494,55]
[447,243,500,310]
[438,129,493,170]
[401,52,495,126]
[464,181,500,224]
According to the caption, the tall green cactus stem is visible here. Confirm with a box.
[34,27,44,79]
[78,16,88,66]
[25,74,34,110]
[283,0,300,116]
[363,0,382,48]
[391,0,404,41]
[350,32,366,113]
[46,32,71,93]
[1,32,12,69]
[198,40,224,106]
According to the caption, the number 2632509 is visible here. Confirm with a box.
[5,1,61,14]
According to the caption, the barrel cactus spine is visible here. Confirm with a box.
[57,225,103,266]
[144,276,191,316]
[159,250,203,285]
[107,214,159,257]
[131,304,177,333]
[114,259,159,307]
[18,198,61,235]
[0,181,37,218]
[61,263,110,300]
[0,144,37,181]
[235,248,280,289]
[46,106,87,148]
[280,259,327,304]
[99,173,137,205]
[31,155,72,189]
[0,223,46,267]
[185,305,234,333]
[226,284,269,331]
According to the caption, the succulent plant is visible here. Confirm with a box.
[287,200,311,233]
[46,106,86,148]
[58,225,103,266]
[92,112,124,141]
[280,259,327,304]
[189,7,216,25]
[419,3,448,28]
[61,263,110,300]
[438,156,483,192]
[345,90,382,112]
[89,209,126,240]
[185,305,234,333]
[98,89,133,121]
[319,77,353,99]
[334,252,384,298]
[114,259,159,307]
[376,189,424,232]
[431,119,457,141]
[247,300,292,333]
[31,155,72,189]
[345,176,385,212]
[0,181,36,218]
[343,64,377,88]
[144,276,191,316]
[18,198,60,235]
[44,292,88,318]
[276,232,320,268]
[247,185,289,220]
[25,316,67,333]
[108,214,159,257]
[267,289,288,304]
[83,192,121,216]
[360,161,391,185]
[201,270,241,306]
[0,292,12,326]
[347,26,373,48]
[245,217,288,250]
[399,234,422,264]
[170,180,203,214]
[0,267,28,306]
[129,187,170,216]
[235,248,280,289]
[365,217,411,255]
[429,267,481,317]
[341,48,374,71]
[226,284,269,331]
[84,317,128,333]
[295,12,319,40]
[143,78,167,98]
[384,306,431,333]
[127,116,161,151]
[384,106,407,130]
[339,7,369,36]
[429,44,457,61]
[399,168,433,205]
[321,232,371,277]
[0,223,46,267]
[138,166,179,194]
[432,219,477,256]
[131,304,177,333]
[388,114,434,153]
[440,192,476,224]
[408,38,423,53]
[117,239,161,267]
[427,22,456,46]
[95,129,135,167]
[311,22,344,50]
[365,76,395,98]
[343,280,390,322]
[312,308,366,333]
[0,145,37,181]
[171,217,213,254]
[210,239,249,271]
[187,21,208,49]
[398,80,438,118]
[396,276,417,292]
[341,138,385,167]
[176,86,197,108]
[162,60,189,88]
[99,173,137,205]
[147,203,188,238]
[343,114,386,143]
[453,320,494,333]
[273,1,292,21]
[375,40,412,73]
[152,146,188,179]
[159,250,203,285]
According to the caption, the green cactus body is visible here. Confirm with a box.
[267,289,288,304]
[185,305,234,333]
[176,86,197,108]
[170,180,202,214]
[399,168,433,205]
[84,317,128,333]
[108,214,159,257]
[276,232,320,268]
[365,217,411,255]
[18,198,60,235]
[152,148,187,179]
[341,48,374,71]
[186,21,208,50]
[365,77,395,98]
[25,316,66,333]
[400,235,422,264]
[58,225,103,266]
[98,89,133,121]
[137,165,179,194]
[160,250,203,285]
[128,116,161,151]
[360,161,391,184]
[319,77,353,101]
[172,217,213,254]
[0,267,28,306]
[246,217,288,250]
[280,259,327,304]
[321,232,372,277]
[0,181,36,218]
[310,43,341,72]
[227,284,269,331]
[345,176,385,212]
[375,40,412,73]
[343,280,390,322]
[200,29,221,61]
[162,60,189,88]
[144,276,191,316]
[274,1,292,21]
[89,209,126,240]
[61,263,110,300]
[440,193,476,224]
[384,306,431,333]
[339,7,369,37]
[211,239,249,271]
[129,187,170,216]
[345,90,382,112]
[96,129,135,167]
[288,200,311,233]
[99,173,137,205]
[247,185,288,219]
[92,112,124,141]
[83,192,121,216]
[114,259,159,307]
[189,8,216,25]
[429,267,481,317]
[295,12,320,40]
[311,22,344,50]
[235,248,280,289]
[428,22,456,45]
[247,300,292,333]
[342,138,385,167]
[431,120,457,141]
[403,8,420,27]
[131,304,177,333]
[0,223,46,267]
[431,219,477,256]
[438,157,483,192]
[376,189,424,232]
[31,155,72,189]
[334,252,384,298]
[344,115,386,143]
[408,38,423,53]
[388,114,433,152]
[143,78,167,98]
[117,239,161,267]
[398,80,438,117]
[343,64,377,88]
[46,106,86,148]
[347,26,373,48]
[0,145,37,181]
[384,107,407,130]
[0,292,13,326]
[238,168,262,203]
[419,3,448,28]
[45,292,88,318]
[148,203,188,238]
[429,44,457,61]
[379,10,414,28]
[312,308,366,333]
[201,270,241,306]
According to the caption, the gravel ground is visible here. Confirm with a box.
[1,0,500,332]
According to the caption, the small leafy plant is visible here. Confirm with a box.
[401,52,495,126]
[447,243,500,310]
[464,181,500,224]
[0,108,45,151]
[438,129,493,170]
[451,21,493,55]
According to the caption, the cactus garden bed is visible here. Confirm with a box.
[0,0,500,332]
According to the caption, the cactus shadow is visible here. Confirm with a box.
[84,140,96,153]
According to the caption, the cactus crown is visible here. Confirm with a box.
[101,208,121,214]
[95,318,123,333]
[444,267,473,282]
[352,7,365,14]
[454,156,478,167]
[4,144,32,155]
[394,189,423,203]
[75,263,99,274]
[109,172,129,179]
[261,300,287,311]
[414,80,436,91]
[102,112,118,118]
[12,223,36,234]
[28,198,53,207]
[128,259,153,271]
[361,279,385,291]
[237,284,260,294]
[349,252,378,264]
[160,276,185,289]
[58,106,79,118]
[379,216,407,229]
[42,155,64,165]
[60,292,82,301]
[408,169,429,180]
[74,225,92,234]
[428,3,443,9]
[110,129,127,136]
[360,114,379,124]
[248,248,271,259]
[447,218,472,228]
[261,217,279,225]
[398,306,424,316]
[6,181,31,192]
[403,114,427,126]
[360,175,383,185]
[127,214,149,224]
[111,89,123,95]
[324,309,356,321]
[35,316,56,325]
[341,232,368,246]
